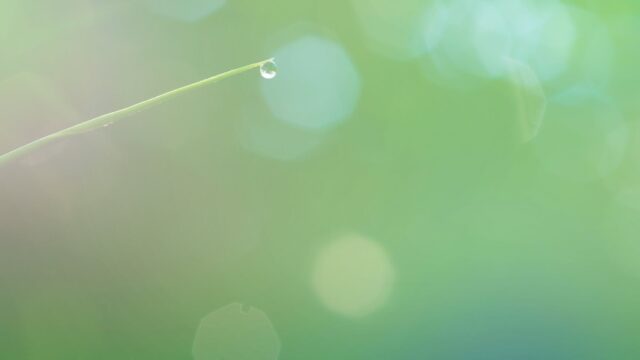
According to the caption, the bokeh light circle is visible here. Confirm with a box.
[312,234,395,318]
[193,303,280,360]
[421,0,577,82]
[142,0,226,22]
[238,106,326,161]
[351,0,428,60]
[261,35,361,130]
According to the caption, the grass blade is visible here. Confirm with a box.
[0,58,273,166]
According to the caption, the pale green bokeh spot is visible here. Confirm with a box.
[312,234,395,318]
[193,303,280,360]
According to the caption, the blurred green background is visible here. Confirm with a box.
[2,0,640,359]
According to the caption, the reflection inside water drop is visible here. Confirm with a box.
[260,60,278,79]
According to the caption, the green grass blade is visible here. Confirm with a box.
[0,58,273,166]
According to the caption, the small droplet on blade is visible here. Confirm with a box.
[260,59,278,79]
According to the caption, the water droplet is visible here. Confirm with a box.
[260,60,278,79]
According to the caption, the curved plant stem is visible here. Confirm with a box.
[0,58,273,166]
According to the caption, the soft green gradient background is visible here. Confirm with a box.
[2,0,640,359]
